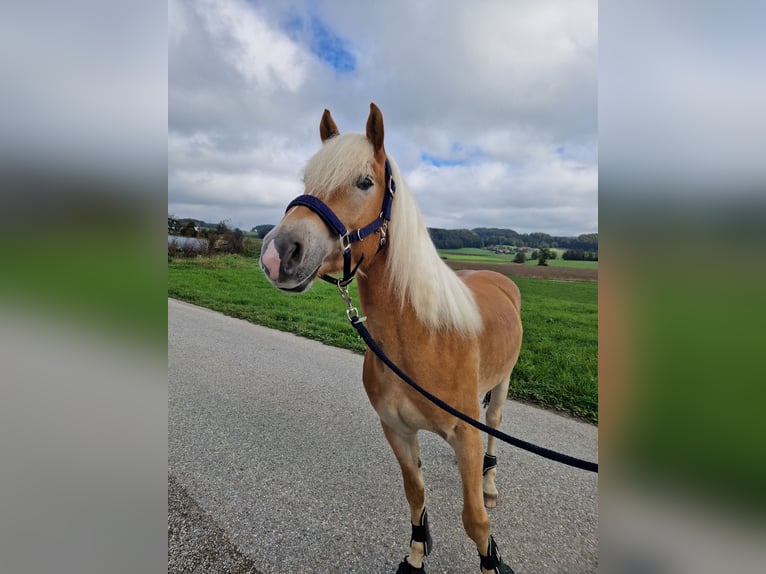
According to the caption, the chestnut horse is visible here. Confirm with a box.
[260,103,522,574]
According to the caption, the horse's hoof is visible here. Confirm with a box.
[396,557,426,574]
[483,492,498,508]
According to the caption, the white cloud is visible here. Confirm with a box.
[169,0,598,235]
[406,154,597,231]
[195,0,309,92]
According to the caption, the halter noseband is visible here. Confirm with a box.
[286,158,396,287]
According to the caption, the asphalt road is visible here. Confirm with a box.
[168,299,598,573]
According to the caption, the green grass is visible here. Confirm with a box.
[438,247,598,269]
[508,277,598,421]
[438,248,518,263]
[168,255,597,422]
[168,255,365,352]
[523,257,599,269]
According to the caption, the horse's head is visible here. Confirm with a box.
[260,103,390,292]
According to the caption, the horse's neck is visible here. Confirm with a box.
[356,249,410,328]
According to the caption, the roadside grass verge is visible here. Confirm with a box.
[168,255,597,422]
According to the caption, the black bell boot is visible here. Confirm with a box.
[410,508,432,556]
[396,507,432,573]
[479,535,515,574]
[396,557,426,573]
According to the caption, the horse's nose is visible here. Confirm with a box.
[261,232,306,281]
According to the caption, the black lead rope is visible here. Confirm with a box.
[349,316,599,474]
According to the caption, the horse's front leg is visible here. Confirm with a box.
[451,424,516,574]
[380,421,432,573]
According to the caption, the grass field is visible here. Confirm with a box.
[438,247,598,269]
[168,255,365,351]
[508,276,597,420]
[168,254,597,422]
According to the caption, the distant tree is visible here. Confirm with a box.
[180,220,198,237]
[513,251,526,264]
[428,228,467,249]
[253,224,275,239]
[250,224,275,239]
[527,232,553,248]
[224,227,245,254]
[530,250,538,260]
[537,245,552,266]
[563,249,582,260]
[563,249,597,261]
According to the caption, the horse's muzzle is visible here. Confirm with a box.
[260,226,329,292]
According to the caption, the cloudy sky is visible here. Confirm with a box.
[169,0,597,236]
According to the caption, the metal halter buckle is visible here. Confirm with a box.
[339,232,352,253]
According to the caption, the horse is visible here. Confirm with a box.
[260,103,523,574]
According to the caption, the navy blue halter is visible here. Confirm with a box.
[286,158,396,287]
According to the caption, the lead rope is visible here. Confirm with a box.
[337,289,599,474]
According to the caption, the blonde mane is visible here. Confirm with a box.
[384,156,483,337]
[303,133,483,336]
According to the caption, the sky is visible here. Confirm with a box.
[168,0,597,236]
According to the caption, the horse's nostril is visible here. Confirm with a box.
[291,242,303,262]
[283,241,303,271]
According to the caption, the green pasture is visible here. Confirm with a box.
[438,248,517,263]
[508,276,597,420]
[438,248,598,269]
[525,258,598,269]
[168,255,365,351]
[168,254,597,422]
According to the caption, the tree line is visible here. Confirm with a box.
[428,228,597,252]
[169,216,597,257]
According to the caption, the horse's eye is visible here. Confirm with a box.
[356,176,374,191]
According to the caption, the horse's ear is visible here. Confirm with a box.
[366,102,385,155]
[320,109,339,142]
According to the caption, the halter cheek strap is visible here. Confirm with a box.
[286,158,396,287]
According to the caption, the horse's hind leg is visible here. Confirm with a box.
[483,376,510,508]
[380,421,431,572]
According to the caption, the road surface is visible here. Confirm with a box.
[168,298,598,573]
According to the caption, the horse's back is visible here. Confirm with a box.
[457,269,521,315]
[457,270,522,384]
